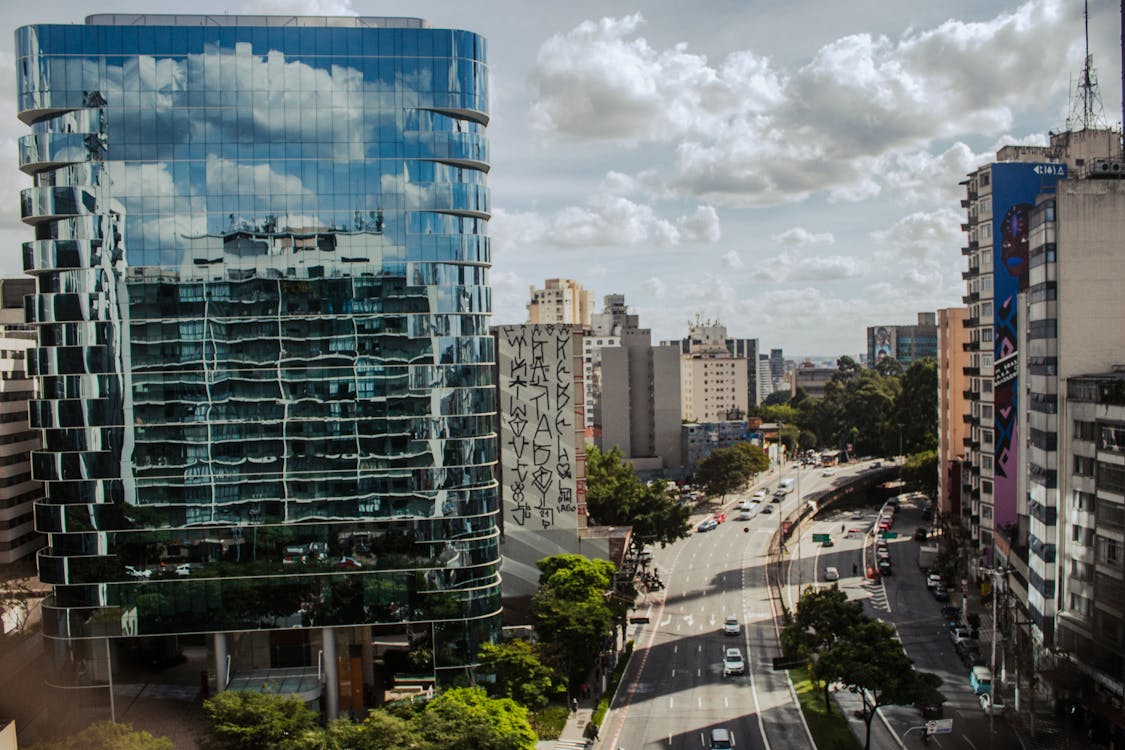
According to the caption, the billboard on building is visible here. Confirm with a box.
[990,162,1065,529]
[869,326,896,363]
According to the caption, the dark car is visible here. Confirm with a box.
[932,584,949,601]
[877,559,892,576]
[914,526,928,541]
[915,699,944,719]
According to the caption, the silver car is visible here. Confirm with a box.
[723,648,745,676]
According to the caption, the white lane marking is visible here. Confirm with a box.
[698,696,703,708]
[669,696,674,709]
[673,644,678,654]
[697,643,702,653]
[724,696,729,708]
[697,668,701,677]
[671,669,676,677]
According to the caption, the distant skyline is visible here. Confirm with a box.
[2,0,1120,354]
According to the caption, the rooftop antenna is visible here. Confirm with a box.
[1068,0,1106,130]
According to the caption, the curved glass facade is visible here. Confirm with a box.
[16,15,499,703]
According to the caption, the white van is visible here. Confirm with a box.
[778,478,796,494]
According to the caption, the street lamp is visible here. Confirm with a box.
[981,565,1010,750]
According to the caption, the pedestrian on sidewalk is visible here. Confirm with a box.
[571,697,578,713]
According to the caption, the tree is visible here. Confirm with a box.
[415,687,537,750]
[476,639,561,709]
[695,446,753,499]
[816,620,934,750]
[203,689,318,750]
[901,450,938,499]
[531,555,618,684]
[780,586,864,713]
[27,722,174,750]
[763,390,790,407]
[584,445,690,547]
[894,358,938,453]
[733,442,770,475]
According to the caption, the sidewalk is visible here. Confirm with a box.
[545,701,596,749]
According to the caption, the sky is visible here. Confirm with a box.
[1,0,1121,357]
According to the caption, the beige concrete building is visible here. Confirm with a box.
[936,307,969,527]
[791,363,835,400]
[0,278,40,568]
[671,319,753,422]
[527,278,592,327]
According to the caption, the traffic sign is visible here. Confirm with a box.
[926,718,953,735]
[812,534,831,543]
[881,531,898,539]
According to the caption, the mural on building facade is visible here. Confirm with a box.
[990,163,1064,531]
[497,325,580,531]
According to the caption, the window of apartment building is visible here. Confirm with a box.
[1097,535,1120,565]
[1075,456,1096,476]
[1097,501,1125,531]
[981,354,993,369]
[1076,491,1097,512]
[1100,424,1125,453]
[983,380,993,394]
[981,328,993,343]
[981,301,993,317]
[982,479,993,495]
[1029,319,1058,339]
[1098,611,1124,647]
[1099,462,1125,494]
[981,455,993,471]
[981,404,993,419]
[981,197,991,214]
[980,172,991,187]
[980,223,992,241]
[982,429,993,446]
[1075,420,1097,441]
[1074,524,1085,543]
[982,506,993,520]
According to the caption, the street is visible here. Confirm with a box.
[601,461,1024,750]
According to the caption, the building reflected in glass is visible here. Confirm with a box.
[16,14,498,724]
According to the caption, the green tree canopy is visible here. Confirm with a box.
[203,689,318,750]
[781,586,865,713]
[531,555,618,684]
[901,449,938,499]
[816,619,935,750]
[584,444,690,546]
[415,687,537,750]
[476,639,562,709]
[27,722,174,750]
[894,358,938,454]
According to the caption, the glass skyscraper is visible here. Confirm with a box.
[16,14,499,721]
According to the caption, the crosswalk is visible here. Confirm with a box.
[554,739,590,749]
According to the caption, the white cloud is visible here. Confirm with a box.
[489,270,530,326]
[773,227,835,247]
[531,0,1076,207]
[642,276,667,298]
[752,252,864,283]
[529,13,784,144]
[678,205,721,242]
[870,208,963,263]
[720,250,743,269]
[490,196,720,249]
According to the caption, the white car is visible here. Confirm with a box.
[723,648,745,676]
[738,501,755,511]
[723,615,740,636]
[822,468,835,476]
[735,510,754,521]
[752,489,768,501]
[824,566,840,582]
[175,563,193,576]
[124,565,152,579]
[979,692,1006,715]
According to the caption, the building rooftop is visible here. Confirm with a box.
[85,14,428,28]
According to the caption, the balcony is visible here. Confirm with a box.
[961,199,970,208]
[962,366,979,376]
[962,389,976,400]
[962,413,973,424]
[962,316,979,328]
[962,268,979,280]
[967,187,978,200]
[962,341,976,352]
[962,291,980,304]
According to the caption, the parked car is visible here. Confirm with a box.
[932,584,949,601]
[979,692,1006,715]
[175,563,193,576]
[950,625,972,646]
[914,526,928,541]
[124,565,152,579]
[926,572,943,589]
[723,648,745,676]
[723,615,740,636]
[941,605,963,623]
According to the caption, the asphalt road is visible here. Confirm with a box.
[603,462,868,750]
[782,491,1023,749]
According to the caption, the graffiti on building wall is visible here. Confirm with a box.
[498,325,578,531]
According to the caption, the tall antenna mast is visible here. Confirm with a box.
[1068,0,1107,130]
